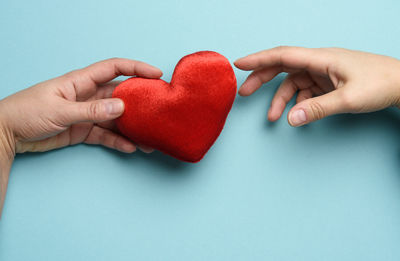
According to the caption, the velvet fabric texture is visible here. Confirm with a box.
[112,51,237,162]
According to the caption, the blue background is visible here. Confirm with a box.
[1,0,400,260]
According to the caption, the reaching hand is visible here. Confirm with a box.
[235,46,400,126]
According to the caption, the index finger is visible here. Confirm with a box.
[65,58,163,99]
[82,58,163,84]
[234,46,335,75]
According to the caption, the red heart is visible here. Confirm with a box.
[112,51,237,162]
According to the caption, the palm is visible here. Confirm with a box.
[286,71,336,105]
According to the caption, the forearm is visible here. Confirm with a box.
[0,115,15,219]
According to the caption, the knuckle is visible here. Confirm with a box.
[308,100,326,120]
[87,102,103,120]
[101,130,115,147]
[113,136,122,149]
[275,45,289,51]
[325,47,342,52]
[269,46,289,58]
[99,130,108,144]
[63,70,80,80]
[107,57,122,63]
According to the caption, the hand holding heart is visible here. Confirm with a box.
[0,51,236,170]
[0,57,164,216]
[0,52,235,216]
[0,58,163,157]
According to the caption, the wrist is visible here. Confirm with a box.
[0,100,15,164]
[395,59,400,108]
[0,101,15,218]
[0,124,15,168]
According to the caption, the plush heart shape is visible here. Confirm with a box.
[112,51,237,162]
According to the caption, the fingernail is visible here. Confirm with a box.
[289,109,307,126]
[106,100,124,115]
[234,58,243,64]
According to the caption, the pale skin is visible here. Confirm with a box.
[1,47,400,217]
[234,46,400,125]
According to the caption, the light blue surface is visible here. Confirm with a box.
[1,0,400,260]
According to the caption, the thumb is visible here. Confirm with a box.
[68,98,124,123]
[288,90,347,127]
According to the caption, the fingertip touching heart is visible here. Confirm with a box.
[112,51,237,162]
